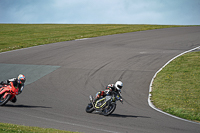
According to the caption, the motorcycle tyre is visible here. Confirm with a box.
[86,103,95,113]
[103,103,116,116]
[0,93,11,106]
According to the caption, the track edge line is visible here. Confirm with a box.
[148,46,200,125]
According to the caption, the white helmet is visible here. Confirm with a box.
[114,81,123,91]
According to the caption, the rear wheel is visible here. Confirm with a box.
[86,103,95,113]
[103,103,116,116]
[0,93,11,106]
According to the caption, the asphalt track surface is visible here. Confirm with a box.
[0,27,200,133]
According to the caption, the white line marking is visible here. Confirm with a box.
[0,44,46,55]
[25,113,120,133]
[35,116,120,133]
[75,38,90,41]
[2,108,120,133]
[148,46,200,125]
[0,38,90,55]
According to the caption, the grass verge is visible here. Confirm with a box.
[0,123,78,133]
[0,24,185,52]
[151,51,200,122]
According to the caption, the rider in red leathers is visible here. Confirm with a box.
[0,74,26,103]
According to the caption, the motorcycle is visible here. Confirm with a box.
[0,82,18,106]
[86,91,123,116]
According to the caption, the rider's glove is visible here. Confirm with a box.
[18,91,22,95]
[0,80,7,85]
[120,98,123,103]
[105,90,110,95]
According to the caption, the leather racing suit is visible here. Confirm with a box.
[94,84,123,103]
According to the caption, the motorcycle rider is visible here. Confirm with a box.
[93,81,123,104]
[0,74,26,103]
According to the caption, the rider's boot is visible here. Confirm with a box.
[93,98,98,104]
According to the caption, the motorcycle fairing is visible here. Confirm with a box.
[95,97,106,109]
[0,82,18,100]
[95,96,112,109]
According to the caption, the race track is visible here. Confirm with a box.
[0,27,200,133]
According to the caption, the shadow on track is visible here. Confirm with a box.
[4,104,52,108]
[109,113,151,118]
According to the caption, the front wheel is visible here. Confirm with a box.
[0,93,11,106]
[86,103,95,113]
[103,103,116,116]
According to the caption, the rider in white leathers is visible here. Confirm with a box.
[93,81,123,103]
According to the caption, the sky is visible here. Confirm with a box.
[0,0,200,25]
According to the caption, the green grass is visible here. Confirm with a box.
[0,123,78,133]
[0,24,185,52]
[151,51,200,122]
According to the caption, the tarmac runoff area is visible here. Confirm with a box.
[0,63,60,85]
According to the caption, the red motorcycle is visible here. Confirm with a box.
[0,82,18,106]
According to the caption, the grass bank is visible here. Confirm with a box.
[0,123,78,133]
[0,24,184,52]
[151,51,200,122]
